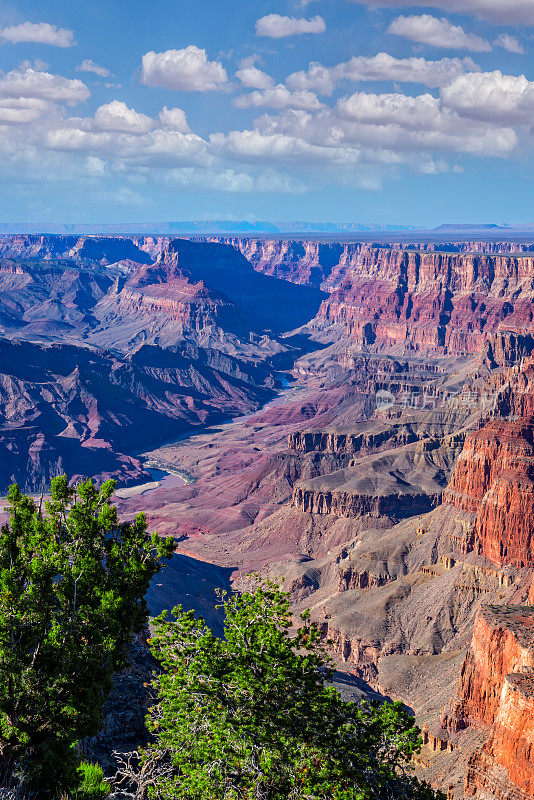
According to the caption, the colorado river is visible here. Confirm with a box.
[117,370,296,499]
[114,468,188,499]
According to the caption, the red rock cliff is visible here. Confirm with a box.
[444,415,534,568]
[443,606,534,799]
[317,248,534,354]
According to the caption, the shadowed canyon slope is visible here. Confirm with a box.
[2,234,534,798]
[0,235,324,490]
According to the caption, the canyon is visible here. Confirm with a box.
[1,233,534,798]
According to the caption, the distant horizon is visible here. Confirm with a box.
[3,220,534,248]
[2,220,534,236]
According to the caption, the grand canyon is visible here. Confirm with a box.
[2,232,534,798]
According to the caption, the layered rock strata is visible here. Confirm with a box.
[443,606,534,799]
[444,415,534,568]
[317,248,534,354]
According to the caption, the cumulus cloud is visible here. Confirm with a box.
[0,96,50,124]
[389,15,492,52]
[93,101,154,134]
[441,70,534,123]
[349,0,534,26]
[160,167,308,193]
[77,59,111,78]
[287,52,478,95]
[0,21,75,46]
[255,14,326,38]
[333,90,516,155]
[159,106,190,132]
[235,57,274,89]
[31,100,209,168]
[234,84,323,110]
[211,129,360,164]
[44,126,210,167]
[336,91,445,129]
[140,46,228,91]
[494,34,525,54]
[255,96,517,159]
[0,67,89,104]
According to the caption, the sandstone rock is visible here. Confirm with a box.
[444,416,534,568]
[443,606,534,799]
[316,247,534,355]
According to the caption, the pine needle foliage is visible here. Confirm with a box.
[143,578,442,800]
[0,476,174,796]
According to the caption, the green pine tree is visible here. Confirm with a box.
[0,476,174,796]
[141,578,442,800]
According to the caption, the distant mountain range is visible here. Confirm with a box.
[0,221,419,235]
[1,220,534,236]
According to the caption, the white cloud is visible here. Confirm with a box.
[0,67,89,104]
[77,59,111,78]
[234,84,323,110]
[337,91,445,129]
[19,57,50,71]
[287,52,478,95]
[93,101,154,134]
[211,129,360,164]
[333,90,517,155]
[0,22,74,47]
[159,106,190,132]
[140,46,228,91]
[102,186,150,207]
[236,65,274,89]
[44,127,210,167]
[255,98,517,159]
[0,96,50,124]
[159,166,308,193]
[85,155,107,175]
[42,112,211,168]
[388,15,492,52]
[441,70,534,123]
[494,34,525,54]
[349,0,534,25]
[236,57,274,89]
[255,14,326,38]
[286,63,339,95]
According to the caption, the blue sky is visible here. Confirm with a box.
[0,0,532,225]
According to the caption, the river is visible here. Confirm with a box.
[114,371,297,500]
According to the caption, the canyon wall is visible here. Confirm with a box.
[208,238,359,290]
[432,365,534,797]
[316,248,534,354]
[292,484,437,520]
[444,413,534,568]
[443,606,534,799]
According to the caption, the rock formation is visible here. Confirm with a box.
[444,416,534,568]
[316,248,534,354]
[442,606,534,799]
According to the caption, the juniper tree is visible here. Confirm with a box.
[140,579,441,800]
[0,476,174,796]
